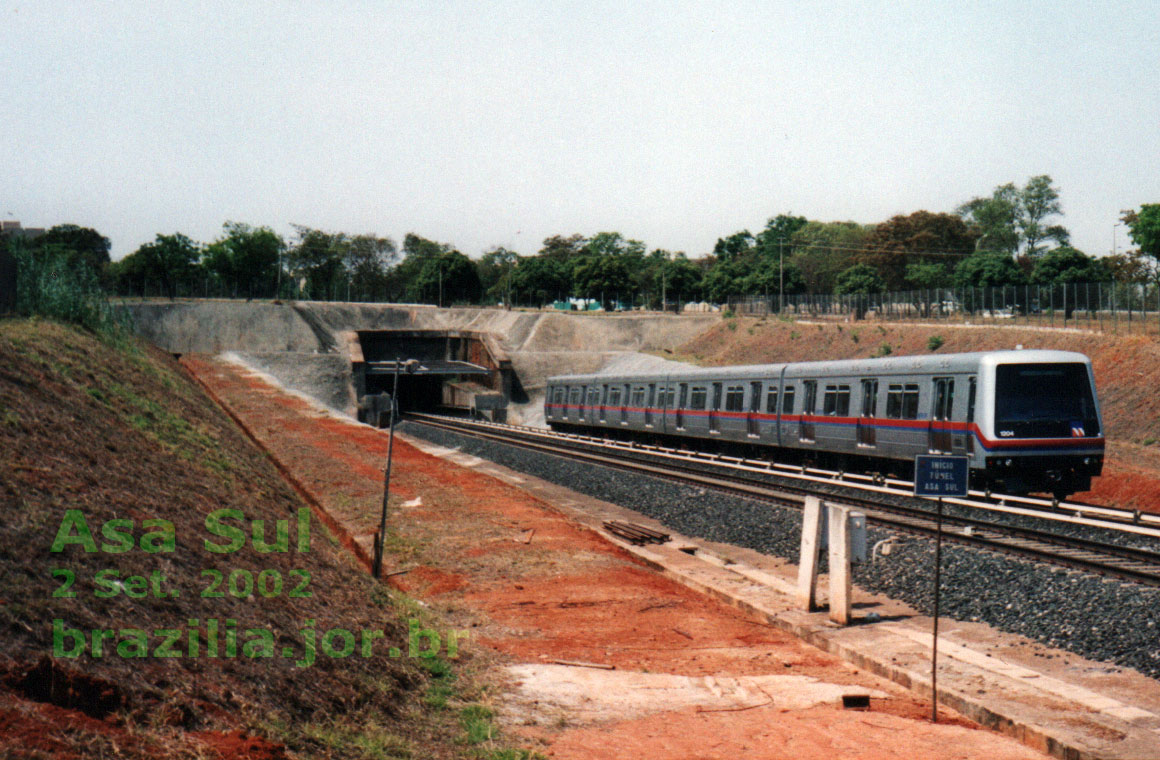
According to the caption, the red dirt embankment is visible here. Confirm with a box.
[672,318,1160,512]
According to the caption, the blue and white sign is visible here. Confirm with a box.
[914,455,970,498]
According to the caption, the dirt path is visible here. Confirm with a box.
[182,354,1048,759]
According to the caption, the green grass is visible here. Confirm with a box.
[297,719,414,760]
[11,242,131,339]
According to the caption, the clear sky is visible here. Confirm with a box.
[3,0,1157,261]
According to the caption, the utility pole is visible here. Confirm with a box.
[373,358,418,578]
[661,266,667,312]
[779,238,785,314]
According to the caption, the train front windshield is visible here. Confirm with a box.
[994,363,1100,438]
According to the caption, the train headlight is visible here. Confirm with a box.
[1004,459,1013,467]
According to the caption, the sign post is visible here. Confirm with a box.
[914,454,970,723]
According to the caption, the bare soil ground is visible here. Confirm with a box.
[185,354,1050,760]
[671,317,1160,512]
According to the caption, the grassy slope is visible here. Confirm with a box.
[0,320,470,759]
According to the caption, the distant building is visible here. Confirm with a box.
[0,220,45,240]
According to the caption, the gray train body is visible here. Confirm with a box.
[545,350,1104,498]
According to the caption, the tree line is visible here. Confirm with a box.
[6,175,1160,310]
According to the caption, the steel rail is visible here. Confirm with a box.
[405,413,1160,587]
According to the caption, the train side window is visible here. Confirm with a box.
[902,383,920,420]
[967,376,977,422]
[782,387,795,414]
[886,384,903,419]
[932,378,955,421]
[554,387,565,405]
[766,387,779,414]
[725,385,745,412]
[632,386,646,407]
[803,381,817,414]
[860,379,878,417]
[690,386,707,410]
[822,384,850,416]
[608,386,621,405]
[569,387,581,406]
[588,387,601,406]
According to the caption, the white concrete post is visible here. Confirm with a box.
[797,496,824,611]
[828,503,853,625]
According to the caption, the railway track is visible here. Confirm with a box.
[405,413,1160,587]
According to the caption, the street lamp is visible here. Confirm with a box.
[372,357,419,578]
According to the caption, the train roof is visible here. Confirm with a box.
[547,349,1092,385]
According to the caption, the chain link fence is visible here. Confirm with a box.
[727,282,1160,336]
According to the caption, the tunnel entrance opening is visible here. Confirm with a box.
[345,329,513,426]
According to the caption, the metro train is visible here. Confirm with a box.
[545,350,1104,499]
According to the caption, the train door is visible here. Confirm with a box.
[645,384,656,426]
[966,376,977,453]
[709,382,723,433]
[800,381,817,442]
[578,385,586,421]
[599,385,609,423]
[929,377,954,454]
[858,378,878,447]
[620,384,630,424]
[747,381,762,437]
[676,384,687,429]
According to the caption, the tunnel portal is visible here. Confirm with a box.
[343,330,512,425]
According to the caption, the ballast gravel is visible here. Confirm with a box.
[403,422,1160,680]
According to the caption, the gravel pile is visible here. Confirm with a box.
[404,421,1160,680]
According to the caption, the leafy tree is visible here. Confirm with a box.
[118,233,201,298]
[712,231,756,264]
[700,261,739,304]
[905,261,952,289]
[573,253,634,308]
[862,211,978,290]
[33,224,112,274]
[1019,175,1069,256]
[203,222,285,298]
[538,234,587,262]
[1103,252,1153,284]
[834,263,886,295]
[654,254,703,307]
[1122,205,1160,275]
[511,255,571,306]
[958,175,1069,257]
[953,252,1026,288]
[408,248,481,305]
[787,221,869,293]
[755,214,808,258]
[1030,246,1108,285]
[287,226,347,300]
[957,184,1021,254]
[476,246,518,305]
[740,260,805,300]
[346,234,397,301]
